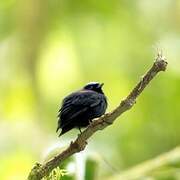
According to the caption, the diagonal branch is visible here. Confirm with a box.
[28,53,168,180]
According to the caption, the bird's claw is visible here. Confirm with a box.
[88,119,93,125]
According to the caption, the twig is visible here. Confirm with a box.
[27,53,168,180]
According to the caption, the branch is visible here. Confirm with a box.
[28,53,168,180]
[108,146,180,180]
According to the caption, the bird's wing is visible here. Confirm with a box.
[58,90,102,128]
[71,90,102,107]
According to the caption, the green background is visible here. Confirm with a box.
[0,0,180,179]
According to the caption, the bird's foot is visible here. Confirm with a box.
[88,119,93,125]
[78,127,82,133]
[77,127,83,136]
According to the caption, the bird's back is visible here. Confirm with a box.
[57,90,107,136]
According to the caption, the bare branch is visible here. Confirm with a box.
[28,54,168,180]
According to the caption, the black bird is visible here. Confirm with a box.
[56,82,107,136]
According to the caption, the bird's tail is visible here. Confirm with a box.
[58,125,74,137]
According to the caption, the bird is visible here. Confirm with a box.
[56,82,107,136]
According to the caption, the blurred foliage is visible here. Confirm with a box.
[109,146,180,180]
[0,0,180,179]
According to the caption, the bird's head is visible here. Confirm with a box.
[83,82,104,94]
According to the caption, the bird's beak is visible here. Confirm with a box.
[99,83,104,88]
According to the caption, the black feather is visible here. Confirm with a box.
[56,82,107,136]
